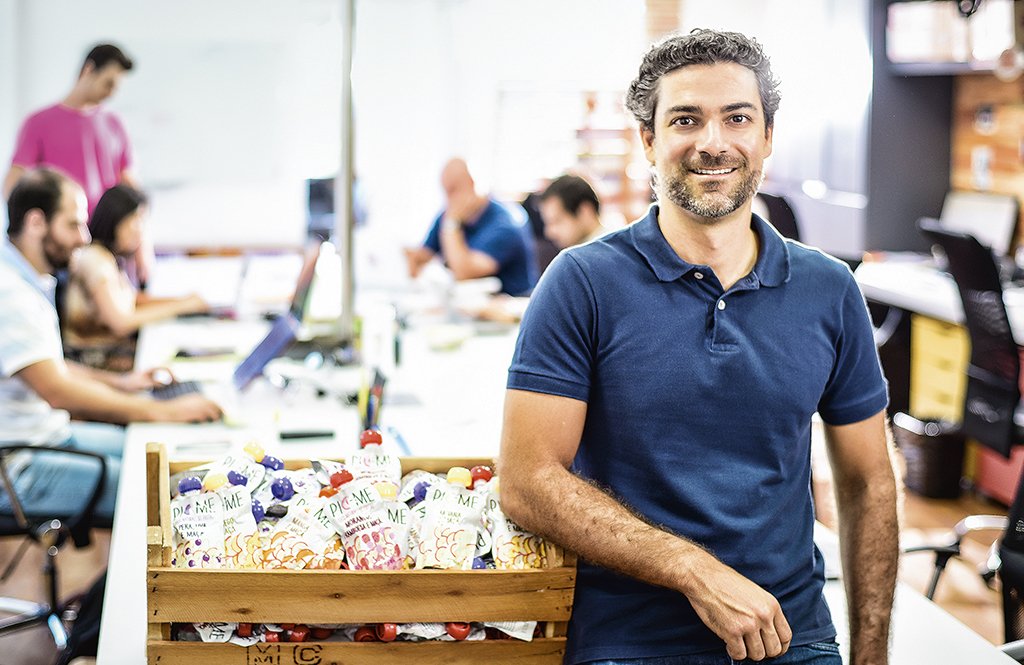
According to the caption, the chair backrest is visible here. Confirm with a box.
[756,192,801,242]
[920,219,1020,457]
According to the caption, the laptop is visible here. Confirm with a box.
[151,244,324,402]
[152,312,302,400]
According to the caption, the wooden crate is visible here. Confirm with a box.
[145,442,576,664]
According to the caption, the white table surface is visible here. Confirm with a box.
[854,260,1024,344]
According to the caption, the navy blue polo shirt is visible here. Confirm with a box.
[424,199,537,296]
[507,206,888,663]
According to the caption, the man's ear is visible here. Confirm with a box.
[640,126,656,164]
[22,209,48,239]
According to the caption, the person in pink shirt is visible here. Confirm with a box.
[3,44,153,284]
[4,44,136,213]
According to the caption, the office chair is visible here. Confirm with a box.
[902,221,1023,634]
[0,444,107,651]
[755,192,801,243]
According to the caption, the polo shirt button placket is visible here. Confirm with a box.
[694,271,704,280]
[717,299,726,311]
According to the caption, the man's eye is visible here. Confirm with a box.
[671,117,694,126]
[730,115,750,124]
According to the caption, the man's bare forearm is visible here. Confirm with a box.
[835,454,898,665]
[502,461,706,594]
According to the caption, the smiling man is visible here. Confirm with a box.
[499,29,897,665]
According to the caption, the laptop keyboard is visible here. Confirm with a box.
[151,380,203,400]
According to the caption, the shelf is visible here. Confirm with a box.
[887,60,997,76]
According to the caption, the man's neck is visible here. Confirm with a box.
[657,202,758,291]
[10,238,52,277]
[62,88,97,111]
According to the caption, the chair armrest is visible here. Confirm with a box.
[0,445,107,548]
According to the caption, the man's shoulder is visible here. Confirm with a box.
[785,240,855,282]
[22,103,69,126]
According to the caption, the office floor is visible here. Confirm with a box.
[0,490,1009,663]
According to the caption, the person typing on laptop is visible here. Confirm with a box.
[64,184,209,370]
[1,170,222,525]
[2,169,220,432]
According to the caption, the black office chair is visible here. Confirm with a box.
[907,220,1024,653]
[755,192,801,243]
[0,444,107,651]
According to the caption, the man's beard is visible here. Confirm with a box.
[42,234,73,270]
[657,156,762,222]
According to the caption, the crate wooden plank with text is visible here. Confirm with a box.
[145,443,576,664]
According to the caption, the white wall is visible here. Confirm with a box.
[2,0,344,248]
[1,0,647,252]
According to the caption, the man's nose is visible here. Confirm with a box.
[694,121,728,155]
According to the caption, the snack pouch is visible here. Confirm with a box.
[325,478,404,570]
[217,484,262,568]
[304,496,347,569]
[398,469,441,503]
[484,620,537,641]
[204,451,266,491]
[170,490,225,569]
[252,467,320,509]
[347,446,401,495]
[414,482,484,570]
[261,503,317,570]
[484,491,546,569]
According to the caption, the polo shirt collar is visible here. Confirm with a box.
[0,241,57,301]
[631,204,791,287]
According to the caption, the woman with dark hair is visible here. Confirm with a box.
[64,184,207,368]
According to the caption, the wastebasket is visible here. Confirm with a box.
[892,412,965,499]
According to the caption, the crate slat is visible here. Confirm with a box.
[148,567,575,623]
[147,638,566,664]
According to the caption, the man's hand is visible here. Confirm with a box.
[116,367,174,392]
[152,394,223,423]
[684,554,792,661]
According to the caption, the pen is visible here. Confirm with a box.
[279,430,336,440]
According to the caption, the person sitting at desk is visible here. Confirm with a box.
[1,169,222,525]
[404,158,536,296]
[538,174,607,251]
[63,184,207,369]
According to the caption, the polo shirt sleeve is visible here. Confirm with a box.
[816,274,889,425]
[10,115,41,168]
[471,217,523,266]
[0,280,61,378]
[423,214,442,253]
[507,253,594,402]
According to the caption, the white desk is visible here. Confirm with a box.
[854,260,1024,343]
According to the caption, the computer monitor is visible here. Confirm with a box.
[232,312,302,391]
[939,191,1019,257]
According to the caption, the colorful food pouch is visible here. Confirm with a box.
[170,479,225,569]
[483,490,547,569]
[326,479,404,570]
[413,482,484,570]
[217,483,262,568]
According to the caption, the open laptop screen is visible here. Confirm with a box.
[232,312,301,392]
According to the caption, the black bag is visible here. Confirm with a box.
[55,571,105,665]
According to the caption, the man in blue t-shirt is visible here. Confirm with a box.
[500,30,898,665]
[404,158,535,296]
